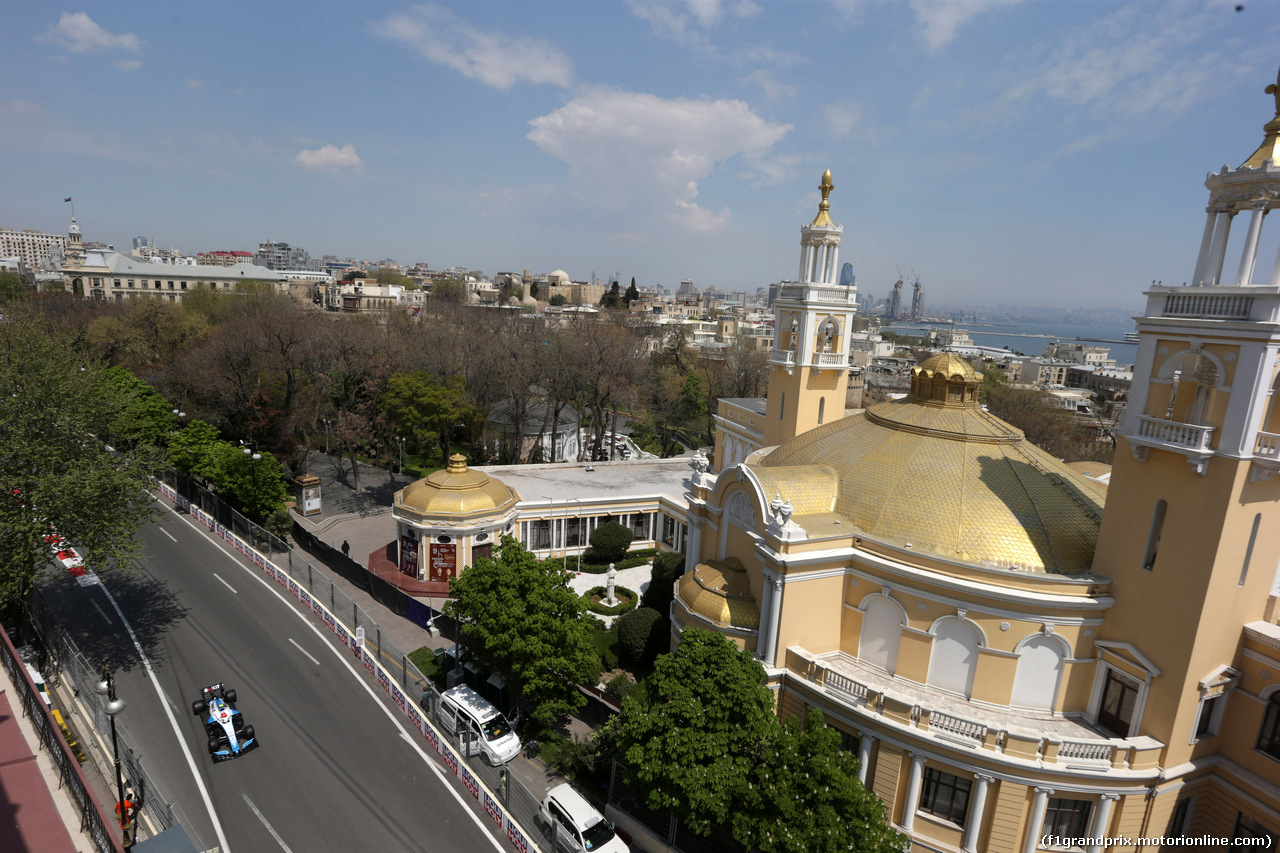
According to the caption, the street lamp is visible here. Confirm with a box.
[571,497,583,574]
[395,435,405,474]
[243,446,261,520]
[95,664,134,850]
[322,417,332,455]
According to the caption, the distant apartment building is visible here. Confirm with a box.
[0,228,68,269]
[1042,340,1115,367]
[66,250,286,302]
[677,278,696,295]
[197,250,255,267]
[1017,357,1072,386]
[254,241,314,271]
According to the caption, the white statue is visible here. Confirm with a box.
[604,563,618,606]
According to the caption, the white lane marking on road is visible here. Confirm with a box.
[213,573,238,594]
[288,638,320,667]
[241,793,295,853]
[91,600,112,625]
[158,527,177,543]
[181,507,507,852]
[99,579,231,853]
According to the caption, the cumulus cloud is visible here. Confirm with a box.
[527,88,789,226]
[626,0,760,48]
[910,0,1020,53]
[370,4,572,89]
[41,12,141,54]
[114,59,142,71]
[295,144,364,172]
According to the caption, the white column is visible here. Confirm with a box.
[1192,208,1219,285]
[1022,787,1054,853]
[963,774,994,853]
[857,733,874,785]
[761,576,784,665]
[1270,233,1280,286]
[900,753,926,833]
[1206,210,1236,285]
[1085,794,1120,853]
[1235,200,1269,284]
[756,575,774,661]
[829,243,840,285]
[683,515,703,575]
[798,244,808,283]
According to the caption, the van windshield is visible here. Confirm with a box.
[482,716,512,741]
[581,819,616,850]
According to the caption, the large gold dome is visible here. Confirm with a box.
[395,454,519,519]
[755,354,1105,574]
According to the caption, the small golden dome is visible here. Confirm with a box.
[677,557,760,628]
[395,454,519,518]
[810,169,835,228]
[908,352,982,408]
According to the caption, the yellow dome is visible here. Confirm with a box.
[757,366,1106,574]
[676,557,760,628]
[395,455,518,519]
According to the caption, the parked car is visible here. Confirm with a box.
[437,685,520,765]
[540,783,629,852]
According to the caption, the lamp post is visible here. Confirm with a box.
[95,663,133,850]
[396,435,405,474]
[322,418,332,455]
[243,446,261,521]
[571,497,583,574]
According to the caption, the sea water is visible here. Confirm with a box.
[883,320,1140,368]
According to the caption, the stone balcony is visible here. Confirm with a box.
[785,647,1165,778]
[1251,431,1280,481]
[775,283,858,306]
[1126,415,1215,474]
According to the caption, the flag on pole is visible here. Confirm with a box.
[64,197,72,202]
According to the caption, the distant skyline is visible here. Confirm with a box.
[3,1,1278,309]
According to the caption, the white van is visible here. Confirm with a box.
[437,685,520,765]
[540,783,629,852]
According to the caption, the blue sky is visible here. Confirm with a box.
[3,1,1278,309]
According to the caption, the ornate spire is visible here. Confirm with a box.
[810,169,834,227]
[1239,64,1280,169]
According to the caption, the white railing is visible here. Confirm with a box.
[1256,431,1280,460]
[777,285,857,305]
[1058,740,1113,763]
[929,711,987,744]
[813,352,846,366]
[770,348,796,365]
[1164,293,1252,319]
[1135,416,1215,452]
[824,669,869,703]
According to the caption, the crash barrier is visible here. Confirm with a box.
[0,618,123,853]
[157,479,548,853]
[28,592,200,850]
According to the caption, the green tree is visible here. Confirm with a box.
[380,372,471,462]
[549,294,569,307]
[589,521,632,563]
[446,536,600,727]
[600,281,622,309]
[430,278,467,303]
[0,312,161,608]
[640,551,685,615]
[732,710,902,853]
[102,367,179,449]
[679,373,707,421]
[625,277,640,305]
[611,628,777,833]
[198,442,289,521]
[168,420,222,476]
[0,270,27,305]
[616,606,666,665]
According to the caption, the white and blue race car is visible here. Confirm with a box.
[192,683,258,762]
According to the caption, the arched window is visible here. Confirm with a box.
[820,318,838,352]
[927,619,982,697]
[1010,635,1066,710]
[858,596,904,675]
[788,317,799,352]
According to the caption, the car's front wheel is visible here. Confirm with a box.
[480,752,492,766]
[207,738,219,754]
[243,725,255,742]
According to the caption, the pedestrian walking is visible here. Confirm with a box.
[341,540,350,557]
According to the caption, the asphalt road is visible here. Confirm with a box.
[38,499,511,853]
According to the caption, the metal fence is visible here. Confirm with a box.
[0,614,122,853]
[29,591,199,849]
[158,468,566,852]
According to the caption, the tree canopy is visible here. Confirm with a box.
[0,311,161,608]
[445,536,599,727]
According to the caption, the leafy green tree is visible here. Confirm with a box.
[625,277,640,305]
[0,311,161,608]
[168,420,222,475]
[446,536,600,727]
[549,294,569,307]
[0,270,27,305]
[380,372,471,462]
[589,521,632,563]
[600,281,622,309]
[640,551,685,616]
[616,606,666,665]
[430,278,467,303]
[732,710,902,853]
[102,367,179,449]
[679,373,707,421]
[198,442,289,521]
[611,627,777,833]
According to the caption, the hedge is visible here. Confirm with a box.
[583,585,638,616]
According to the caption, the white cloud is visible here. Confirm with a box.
[114,59,142,72]
[627,0,760,48]
[41,12,141,54]
[370,4,572,90]
[295,144,364,172]
[742,69,797,100]
[910,0,1020,53]
[527,88,790,226]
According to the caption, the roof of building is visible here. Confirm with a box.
[678,557,760,628]
[96,252,285,280]
[477,457,692,506]
[754,352,1106,575]
[395,455,519,518]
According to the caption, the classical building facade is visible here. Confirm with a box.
[680,74,1280,852]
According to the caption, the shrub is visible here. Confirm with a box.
[617,607,667,666]
[589,522,633,564]
[641,552,685,616]
[605,672,635,701]
[583,585,638,616]
[593,626,620,670]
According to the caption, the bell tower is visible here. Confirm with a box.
[1092,68,1280,765]
[762,170,859,448]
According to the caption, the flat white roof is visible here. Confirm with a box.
[476,458,693,509]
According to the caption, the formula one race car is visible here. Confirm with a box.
[192,683,258,762]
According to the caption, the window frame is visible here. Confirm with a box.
[1043,797,1092,840]
[1097,667,1141,738]
[1255,693,1280,761]
[918,766,971,827]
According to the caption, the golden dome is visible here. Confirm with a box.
[757,374,1106,574]
[395,455,519,519]
[677,557,760,628]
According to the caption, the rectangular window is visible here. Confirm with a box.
[1169,798,1192,837]
[168,280,175,289]
[154,280,162,289]
[565,516,585,549]
[1098,668,1139,737]
[1256,696,1280,759]
[530,519,551,550]
[919,767,970,826]
[1233,814,1279,845]
[838,728,860,754]
[127,279,134,288]
[629,512,652,541]
[1195,694,1223,741]
[114,279,121,287]
[1044,798,1092,839]
[662,515,676,547]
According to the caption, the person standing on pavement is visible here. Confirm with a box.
[341,540,350,557]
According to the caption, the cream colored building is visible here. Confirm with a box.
[678,74,1280,853]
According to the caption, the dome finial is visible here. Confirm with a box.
[811,169,835,227]
[1267,64,1280,117]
